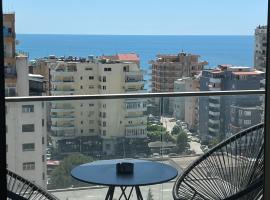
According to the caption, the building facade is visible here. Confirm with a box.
[151,52,207,114]
[4,13,47,188]
[254,25,267,71]
[48,54,147,155]
[199,65,264,142]
[174,77,199,131]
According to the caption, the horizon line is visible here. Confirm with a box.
[16,33,254,36]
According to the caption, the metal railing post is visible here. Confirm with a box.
[0,2,7,198]
[264,0,270,199]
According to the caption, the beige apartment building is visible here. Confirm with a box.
[47,54,147,155]
[4,13,16,96]
[151,52,207,114]
[4,13,47,188]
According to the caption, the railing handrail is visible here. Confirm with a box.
[5,90,265,102]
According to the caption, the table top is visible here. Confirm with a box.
[71,159,178,186]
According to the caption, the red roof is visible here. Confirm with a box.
[117,53,139,62]
[232,71,263,75]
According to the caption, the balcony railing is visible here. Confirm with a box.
[5,89,265,199]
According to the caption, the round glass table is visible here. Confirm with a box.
[71,159,178,200]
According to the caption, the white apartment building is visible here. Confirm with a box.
[6,55,47,189]
[174,77,199,131]
[6,101,47,187]
[254,25,267,71]
[49,54,147,155]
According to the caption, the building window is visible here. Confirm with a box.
[244,120,251,125]
[104,68,112,72]
[42,137,44,145]
[80,85,83,89]
[239,110,243,116]
[85,67,92,71]
[103,76,106,82]
[102,86,106,90]
[244,111,252,116]
[42,119,44,127]
[42,155,45,162]
[23,162,35,170]
[81,121,83,124]
[103,130,106,136]
[89,104,94,107]
[103,112,106,118]
[89,76,94,80]
[103,104,106,108]
[80,76,83,80]
[103,121,106,127]
[81,129,83,133]
[22,124,35,132]
[89,129,95,133]
[22,105,34,113]
[89,85,94,89]
[22,143,35,151]
[81,104,83,107]
[42,172,45,180]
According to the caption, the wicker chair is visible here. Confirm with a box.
[7,169,58,200]
[173,123,264,200]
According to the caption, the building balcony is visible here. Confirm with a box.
[51,70,76,76]
[125,115,147,121]
[51,80,75,85]
[209,111,220,116]
[51,107,75,112]
[208,127,219,133]
[209,119,220,125]
[209,102,220,108]
[51,125,75,131]
[51,116,76,122]
[125,125,147,138]
[50,89,75,95]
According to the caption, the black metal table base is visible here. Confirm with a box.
[105,186,143,200]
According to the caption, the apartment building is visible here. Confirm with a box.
[199,65,264,141]
[48,54,147,155]
[254,25,267,71]
[174,77,199,131]
[4,13,47,188]
[151,52,207,114]
[4,13,16,96]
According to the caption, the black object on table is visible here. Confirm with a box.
[71,159,178,200]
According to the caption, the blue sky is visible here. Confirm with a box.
[3,0,268,35]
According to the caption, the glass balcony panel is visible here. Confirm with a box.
[5,93,265,199]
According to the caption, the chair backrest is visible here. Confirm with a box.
[7,169,58,200]
[173,123,264,200]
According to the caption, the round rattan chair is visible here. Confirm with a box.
[173,123,264,200]
[7,169,58,200]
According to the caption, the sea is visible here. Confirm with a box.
[16,34,254,88]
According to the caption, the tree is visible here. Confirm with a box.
[176,131,188,153]
[49,153,93,189]
[171,125,182,135]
